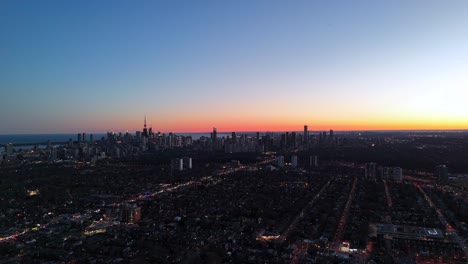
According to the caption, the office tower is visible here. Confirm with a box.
[291,155,298,168]
[435,165,448,184]
[365,163,377,179]
[232,132,237,143]
[212,127,217,142]
[291,132,297,147]
[329,129,334,139]
[89,134,94,143]
[393,167,403,181]
[183,157,192,169]
[322,131,327,139]
[276,156,285,168]
[68,138,73,148]
[82,133,86,142]
[304,125,308,144]
[77,133,82,143]
[5,143,13,155]
[135,131,141,141]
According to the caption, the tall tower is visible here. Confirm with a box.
[143,115,148,138]
[212,127,217,142]
[304,125,308,144]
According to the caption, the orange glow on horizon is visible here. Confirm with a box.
[76,116,468,133]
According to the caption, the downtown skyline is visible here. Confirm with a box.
[1,0,468,134]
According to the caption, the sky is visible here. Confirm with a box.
[1,0,468,134]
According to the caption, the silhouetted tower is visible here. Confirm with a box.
[212,127,217,142]
[304,125,308,144]
[143,115,148,138]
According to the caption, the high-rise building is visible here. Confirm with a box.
[304,125,308,144]
[171,158,184,171]
[232,132,237,143]
[329,130,334,139]
[77,133,82,143]
[89,134,94,143]
[142,116,148,138]
[212,127,217,142]
[82,133,86,143]
[183,157,192,170]
[291,155,298,168]
[435,165,448,184]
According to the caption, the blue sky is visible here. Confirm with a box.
[1,0,468,133]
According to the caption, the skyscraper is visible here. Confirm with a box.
[212,127,217,142]
[304,125,308,144]
[232,132,237,143]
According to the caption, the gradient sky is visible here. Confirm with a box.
[1,0,468,133]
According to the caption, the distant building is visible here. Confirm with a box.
[77,133,82,143]
[435,165,448,184]
[232,132,237,143]
[121,203,141,224]
[183,157,192,170]
[291,155,298,168]
[310,155,318,168]
[304,125,308,144]
[212,127,217,142]
[171,158,183,171]
[393,167,403,181]
[380,167,392,180]
[5,143,13,156]
[276,155,285,168]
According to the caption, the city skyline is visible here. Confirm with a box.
[2,0,468,134]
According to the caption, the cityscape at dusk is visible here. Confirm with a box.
[1,1,468,264]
